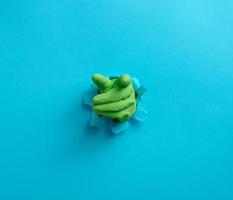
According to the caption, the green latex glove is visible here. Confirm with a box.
[92,74,137,121]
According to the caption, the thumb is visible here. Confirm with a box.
[92,74,112,92]
[116,74,132,88]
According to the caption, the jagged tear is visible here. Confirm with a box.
[83,77,148,134]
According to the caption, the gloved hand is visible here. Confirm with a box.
[92,74,137,121]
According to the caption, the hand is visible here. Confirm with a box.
[92,74,137,121]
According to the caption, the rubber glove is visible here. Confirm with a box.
[92,74,137,121]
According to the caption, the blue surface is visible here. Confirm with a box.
[0,0,233,199]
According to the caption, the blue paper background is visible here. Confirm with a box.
[0,0,233,199]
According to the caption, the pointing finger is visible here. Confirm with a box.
[92,74,112,92]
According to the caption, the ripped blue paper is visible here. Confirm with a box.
[133,105,148,122]
[111,121,129,134]
[90,111,105,128]
[132,77,141,91]
[83,77,147,134]
[83,85,97,106]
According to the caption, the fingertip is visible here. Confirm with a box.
[119,74,132,87]
[92,95,99,104]
[122,112,130,121]
[92,73,110,91]
[92,104,98,112]
[92,73,103,82]
[92,94,104,105]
